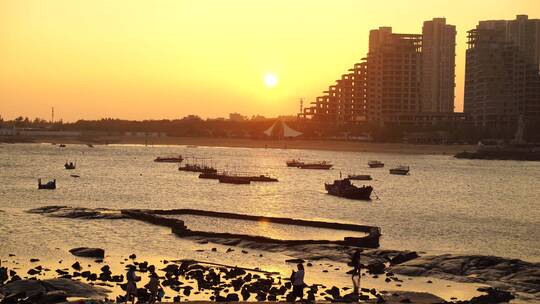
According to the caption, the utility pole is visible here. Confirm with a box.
[51,107,55,124]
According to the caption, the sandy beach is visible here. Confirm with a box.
[3,136,476,155]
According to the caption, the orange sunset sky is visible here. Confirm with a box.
[1,0,539,122]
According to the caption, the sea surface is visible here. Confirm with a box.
[1,143,539,267]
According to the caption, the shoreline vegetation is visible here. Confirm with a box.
[0,135,477,155]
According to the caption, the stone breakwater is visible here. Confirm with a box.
[120,209,382,248]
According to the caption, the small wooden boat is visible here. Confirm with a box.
[368,160,384,168]
[286,159,304,167]
[389,165,410,175]
[218,176,251,184]
[38,179,56,190]
[348,174,372,181]
[64,162,76,170]
[299,161,332,170]
[154,155,183,163]
[325,178,372,200]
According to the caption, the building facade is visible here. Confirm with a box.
[300,18,457,127]
[464,15,540,128]
[421,18,456,113]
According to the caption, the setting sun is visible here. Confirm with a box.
[264,73,278,88]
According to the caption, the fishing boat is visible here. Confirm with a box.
[286,159,304,167]
[179,164,217,174]
[299,161,333,170]
[199,172,278,182]
[368,160,384,168]
[59,144,66,148]
[347,174,372,181]
[64,162,76,170]
[87,144,94,148]
[154,155,184,163]
[389,165,410,175]
[325,178,372,200]
[38,179,56,190]
[218,175,251,185]
[199,172,220,179]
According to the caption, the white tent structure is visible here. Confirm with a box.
[263,119,302,138]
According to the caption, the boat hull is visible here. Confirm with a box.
[299,164,333,170]
[325,184,372,200]
[218,176,251,184]
[389,169,409,175]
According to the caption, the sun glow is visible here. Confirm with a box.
[264,73,278,88]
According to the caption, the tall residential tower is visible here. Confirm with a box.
[421,18,457,113]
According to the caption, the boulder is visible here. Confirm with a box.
[69,247,105,259]
[0,278,108,299]
[368,261,386,274]
[390,251,419,265]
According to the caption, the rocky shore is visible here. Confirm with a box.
[0,249,521,304]
[13,205,540,303]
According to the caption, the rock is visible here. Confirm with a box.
[71,262,81,271]
[39,290,68,304]
[27,269,40,275]
[0,267,8,284]
[30,258,40,263]
[285,258,305,263]
[368,261,386,274]
[226,293,239,301]
[69,247,105,259]
[390,251,419,265]
[470,288,515,304]
[0,278,108,299]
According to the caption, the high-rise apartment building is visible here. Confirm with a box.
[422,18,456,113]
[366,27,423,124]
[464,15,540,128]
[300,19,457,126]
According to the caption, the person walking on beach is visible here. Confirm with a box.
[145,271,162,303]
[291,263,305,302]
[125,265,139,304]
[351,249,362,293]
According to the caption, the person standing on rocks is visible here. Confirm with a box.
[125,265,139,304]
[292,263,305,302]
[351,249,362,293]
[146,271,162,303]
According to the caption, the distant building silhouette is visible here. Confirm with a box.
[464,15,540,128]
[300,18,459,127]
[422,18,456,113]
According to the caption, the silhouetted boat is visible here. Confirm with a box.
[154,155,183,163]
[286,159,304,167]
[179,164,217,174]
[199,172,278,182]
[348,174,372,181]
[38,179,56,190]
[64,162,76,170]
[70,174,80,178]
[389,165,410,175]
[59,144,66,148]
[199,172,220,179]
[325,178,372,200]
[299,161,332,170]
[218,176,251,184]
[368,160,384,168]
[87,144,94,148]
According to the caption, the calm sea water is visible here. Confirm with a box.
[0,143,539,265]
